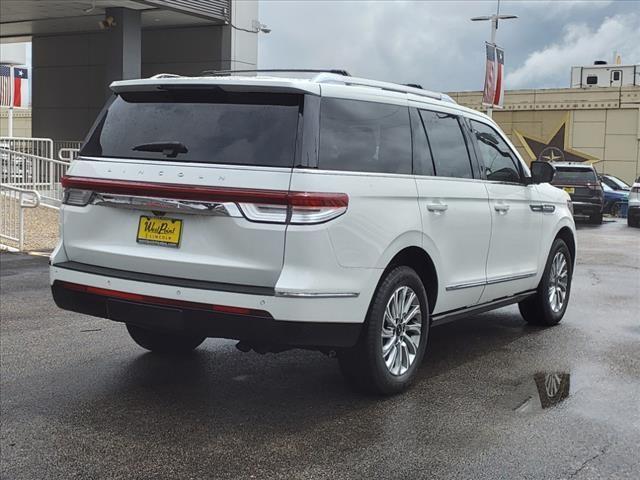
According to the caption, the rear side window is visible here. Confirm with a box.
[470,120,522,183]
[410,108,435,176]
[81,90,301,167]
[553,167,597,183]
[319,98,411,174]
[419,110,473,179]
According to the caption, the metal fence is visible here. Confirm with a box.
[0,136,53,159]
[0,184,41,251]
[54,140,82,161]
[1,147,70,208]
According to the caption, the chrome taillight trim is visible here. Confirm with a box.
[90,193,242,217]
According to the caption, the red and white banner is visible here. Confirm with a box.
[482,43,496,106]
[0,65,30,108]
[482,43,504,109]
[493,46,505,108]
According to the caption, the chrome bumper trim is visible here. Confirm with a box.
[275,291,359,298]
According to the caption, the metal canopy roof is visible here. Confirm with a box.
[0,0,229,38]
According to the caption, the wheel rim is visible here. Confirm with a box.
[547,251,569,313]
[381,286,422,376]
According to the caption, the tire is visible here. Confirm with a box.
[610,203,620,218]
[590,212,603,224]
[629,216,639,228]
[519,238,572,327]
[338,266,430,395]
[126,324,206,354]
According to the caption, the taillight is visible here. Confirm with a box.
[239,192,348,224]
[61,176,348,225]
[63,188,94,206]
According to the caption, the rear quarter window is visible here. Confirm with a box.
[318,98,411,174]
[81,90,301,167]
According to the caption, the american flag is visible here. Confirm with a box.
[0,65,30,108]
[482,43,496,106]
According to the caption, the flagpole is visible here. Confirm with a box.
[486,19,497,119]
[471,0,517,120]
[8,65,14,137]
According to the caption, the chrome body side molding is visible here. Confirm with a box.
[446,272,537,291]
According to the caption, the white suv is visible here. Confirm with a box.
[50,71,576,394]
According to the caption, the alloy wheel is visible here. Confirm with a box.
[548,251,569,313]
[381,286,422,376]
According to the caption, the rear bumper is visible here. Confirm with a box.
[571,201,602,216]
[50,263,369,348]
[51,282,360,348]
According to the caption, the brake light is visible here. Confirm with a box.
[61,176,348,225]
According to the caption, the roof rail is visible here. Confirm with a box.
[313,73,452,103]
[200,68,351,77]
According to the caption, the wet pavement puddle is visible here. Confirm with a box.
[502,372,575,413]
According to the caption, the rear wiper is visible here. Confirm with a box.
[132,141,188,158]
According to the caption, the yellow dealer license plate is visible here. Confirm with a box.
[563,187,575,194]
[137,216,182,248]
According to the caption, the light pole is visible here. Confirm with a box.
[471,0,517,118]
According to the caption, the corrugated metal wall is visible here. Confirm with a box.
[141,0,230,22]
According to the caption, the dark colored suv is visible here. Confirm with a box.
[551,162,603,224]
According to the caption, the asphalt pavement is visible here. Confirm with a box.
[1,219,639,479]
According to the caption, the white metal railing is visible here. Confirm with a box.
[0,137,54,159]
[0,184,41,251]
[1,147,70,208]
[58,147,80,162]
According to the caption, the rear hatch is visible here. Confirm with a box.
[552,166,602,203]
[61,84,305,289]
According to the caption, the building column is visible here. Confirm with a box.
[105,7,141,95]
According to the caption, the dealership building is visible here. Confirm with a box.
[449,80,640,185]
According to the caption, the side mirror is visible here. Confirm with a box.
[527,161,555,185]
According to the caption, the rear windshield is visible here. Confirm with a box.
[81,89,301,167]
[553,167,597,183]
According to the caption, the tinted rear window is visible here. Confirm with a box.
[553,167,597,183]
[81,90,301,167]
[318,98,411,174]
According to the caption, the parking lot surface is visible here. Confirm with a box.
[1,220,639,480]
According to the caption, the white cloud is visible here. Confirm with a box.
[506,13,640,89]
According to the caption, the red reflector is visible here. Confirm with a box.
[58,281,269,318]
[61,176,348,208]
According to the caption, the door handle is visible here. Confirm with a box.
[494,203,510,213]
[426,202,448,212]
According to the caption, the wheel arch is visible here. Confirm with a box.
[554,226,576,268]
[383,246,439,314]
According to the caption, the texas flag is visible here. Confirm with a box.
[493,47,505,108]
[0,65,30,108]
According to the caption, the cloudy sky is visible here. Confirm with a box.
[258,0,640,92]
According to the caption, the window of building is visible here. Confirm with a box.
[470,120,522,183]
[319,98,412,174]
[419,110,474,179]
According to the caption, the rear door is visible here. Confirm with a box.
[62,87,305,288]
[411,105,492,314]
